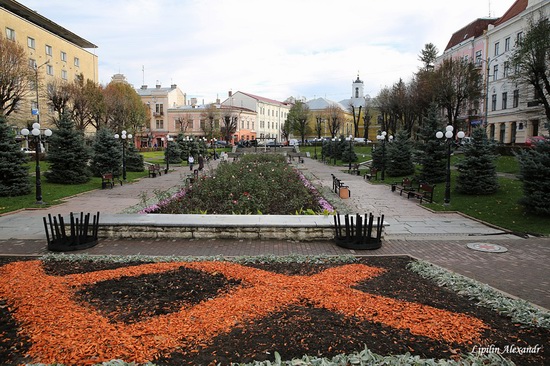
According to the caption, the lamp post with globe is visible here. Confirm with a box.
[21,123,52,204]
[436,125,465,205]
[114,130,132,181]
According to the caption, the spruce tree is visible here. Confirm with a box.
[386,130,415,177]
[45,114,91,184]
[0,116,31,196]
[455,127,499,194]
[125,143,144,172]
[516,137,550,215]
[165,140,182,164]
[90,127,122,177]
[341,141,357,164]
[416,104,447,183]
[371,143,385,171]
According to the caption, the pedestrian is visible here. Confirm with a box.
[198,154,205,171]
[188,155,194,171]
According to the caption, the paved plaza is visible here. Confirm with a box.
[0,156,548,310]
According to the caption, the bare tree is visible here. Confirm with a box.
[221,108,238,142]
[325,104,344,137]
[175,113,193,134]
[314,113,325,138]
[362,96,373,140]
[200,103,219,140]
[511,12,550,124]
[349,103,362,137]
[0,34,34,117]
[47,79,72,126]
[434,58,482,130]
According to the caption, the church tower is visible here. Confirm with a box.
[352,73,364,99]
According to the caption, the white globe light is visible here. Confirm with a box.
[128,134,133,139]
[32,123,40,130]
[445,131,453,139]
[457,131,465,139]
[114,134,120,139]
[121,130,127,135]
[446,125,454,132]
[382,131,387,136]
[31,128,40,136]
[389,135,394,141]
[121,134,126,139]
[436,131,444,139]
[21,128,30,136]
[44,129,52,137]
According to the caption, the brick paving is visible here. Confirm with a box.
[0,157,548,310]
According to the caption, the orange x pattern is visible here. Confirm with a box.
[0,260,487,365]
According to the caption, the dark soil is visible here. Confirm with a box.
[1,256,548,366]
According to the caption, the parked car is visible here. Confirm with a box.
[214,140,228,147]
[525,136,547,147]
[20,147,35,154]
[288,139,300,146]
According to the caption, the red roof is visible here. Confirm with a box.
[494,0,528,26]
[445,18,498,51]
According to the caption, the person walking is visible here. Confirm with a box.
[188,155,194,171]
[198,154,204,171]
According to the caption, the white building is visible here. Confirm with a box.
[485,0,549,144]
[221,91,291,142]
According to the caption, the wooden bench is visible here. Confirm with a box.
[101,173,121,189]
[363,167,378,181]
[349,163,360,176]
[331,174,350,198]
[147,164,162,178]
[408,182,435,203]
[391,177,415,196]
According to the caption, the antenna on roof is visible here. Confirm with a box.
[142,65,145,85]
[488,0,492,17]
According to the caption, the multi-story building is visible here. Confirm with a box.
[221,91,291,143]
[485,0,549,144]
[1,0,98,128]
[438,0,548,143]
[137,83,186,147]
[306,97,352,139]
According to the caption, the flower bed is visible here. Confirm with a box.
[0,255,547,365]
[139,155,334,215]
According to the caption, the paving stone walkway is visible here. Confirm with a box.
[0,156,548,310]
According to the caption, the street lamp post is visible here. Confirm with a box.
[161,135,174,174]
[376,131,388,181]
[436,125,465,205]
[313,138,318,160]
[114,130,132,181]
[21,124,52,204]
[347,135,353,171]
[332,138,337,165]
[483,57,498,127]
[212,138,217,159]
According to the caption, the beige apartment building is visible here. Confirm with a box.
[1,0,98,128]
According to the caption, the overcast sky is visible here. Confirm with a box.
[21,0,515,104]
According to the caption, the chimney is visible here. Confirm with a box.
[171,84,177,89]
[156,84,161,89]
[141,85,147,89]
[228,91,232,97]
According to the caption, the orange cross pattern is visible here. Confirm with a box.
[0,260,488,364]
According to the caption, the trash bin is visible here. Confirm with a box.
[339,187,350,199]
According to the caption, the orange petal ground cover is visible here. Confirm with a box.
[0,260,488,365]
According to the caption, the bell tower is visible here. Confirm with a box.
[352,73,364,99]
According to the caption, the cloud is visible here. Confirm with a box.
[21,0,515,102]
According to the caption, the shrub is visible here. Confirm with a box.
[516,137,550,215]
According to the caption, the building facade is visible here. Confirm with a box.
[136,83,186,147]
[1,0,98,128]
[438,0,549,143]
[221,91,291,143]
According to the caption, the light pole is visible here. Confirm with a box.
[436,125,465,205]
[347,135,354,171]
[376,131,389,181]
[313,138,318,160]
[212,138,217,159]
[161,135,174,174]
[21,124,52,204]
[332,138,337,165]
[483,57,498,127]
[114,130,132,181]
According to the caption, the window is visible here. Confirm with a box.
[516,31,523,45]
[60,51,67,62]
[27,37,35,49]
[31,101,38,112]
[61,69,68,80]
[45,45,52,56]
[74,57,80,67]
[491,94,497,111]
[494,42,499,56]
[475,50,482,66]
[502,92,508,109]
[155,104,163,115]
[6,27,15,40]
[503,61,510,77]
[29,58,36,68]
[505,37,510,52]
[155,120,164,129]
[46,64,53,75]
[513,90,519,108]
[493,64,498,81]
